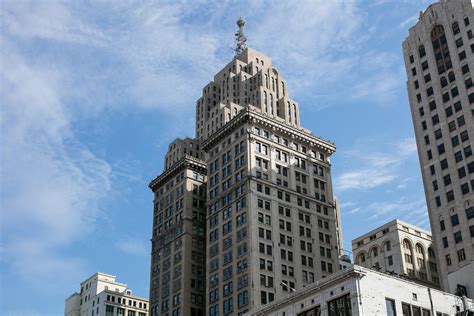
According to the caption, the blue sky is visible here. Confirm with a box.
[1,0,437,315]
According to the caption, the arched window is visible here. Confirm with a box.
[270,94,274,115]
[415,243,424,254]
[403,239,411,250]
[287,101,291,123]
[264,74,268,88]
[293,104,297,125]
[431,25,452,74]
[357,252,366,263]
[371,247,378,257]
[440,76,448,88]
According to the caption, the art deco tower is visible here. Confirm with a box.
[402,0,474,297]
[149,18,341,316]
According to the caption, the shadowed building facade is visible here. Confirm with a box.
[149,139,207,316]
[402,0,474,296]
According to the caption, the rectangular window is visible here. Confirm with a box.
[386,298,396,316]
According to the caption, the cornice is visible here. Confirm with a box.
[201,108,336,154]
[149,155,207,192]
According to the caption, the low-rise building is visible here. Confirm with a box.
[64,272,148,316]
[352,219,441,289]
[247,265,474,316]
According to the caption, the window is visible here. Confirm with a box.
[440,76,448,87]
[440,159,448,170]
[466,207,474,220]
[442,92,450,102]
[458,249,466,261]
[419,45,426,58]
[452,21,460,34]
[444,174,451,186]
[461,183,470,195]
[437,143,445,155]
[422,61,428,71]
[328,294,351,316]
[443,237,448,248]
[454,231,463,244]
[431,25,452,74]
[446,190,454,202]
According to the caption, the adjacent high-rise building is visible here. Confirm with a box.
[149,18,341,316]
[64,272,148,316]
[149,139,207,316]
[352,219,441,289]
[402,0,474,296]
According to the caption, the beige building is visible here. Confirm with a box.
[149,145,207,316]
[246,265,474,316]
[352,219,441,289]
[402,0,474,296]
[164,138,203,170]
[149,18,342,316]
[200,26,340,314]
[64,272,148,316]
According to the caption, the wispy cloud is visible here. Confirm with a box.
[399,15,419,29]
[335,137,417,191]
[115,237,149,257]
[1,38,112,287]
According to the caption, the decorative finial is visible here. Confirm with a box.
[235,17,247,56]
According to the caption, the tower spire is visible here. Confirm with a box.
[235,17,247,56]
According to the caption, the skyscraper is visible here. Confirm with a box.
[402,0,474,296]
[149,138,207,316]
[149,18,341,316]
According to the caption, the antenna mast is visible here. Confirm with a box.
[235,17,247,56]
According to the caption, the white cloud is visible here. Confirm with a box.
[399,15,419,29]
[335,137,418,192]
[341,198,429,231]
[337,169,397,191]
[1,33,111,286]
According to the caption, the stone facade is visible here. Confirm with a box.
[149,26,341,314]
[352,219,441,289]
[246,265,474,316]
[202,107,339,315]
[402,0,474,296]
[149,156,207,316]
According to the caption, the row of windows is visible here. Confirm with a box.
[208,290,249,316]
[253,127,327,161]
